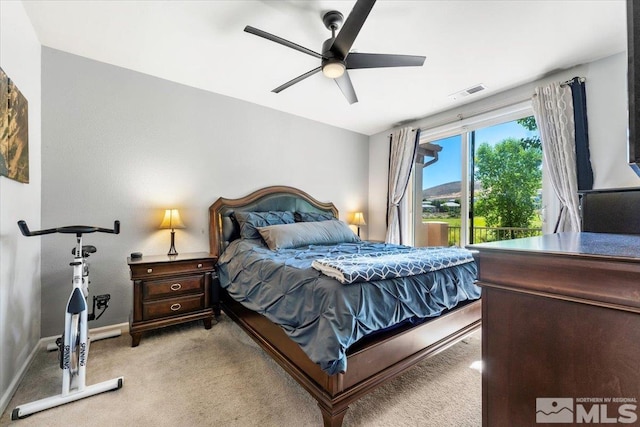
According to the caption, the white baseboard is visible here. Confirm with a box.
[0,338,42,417]
[40,322,129,348]
[0,322,129,416]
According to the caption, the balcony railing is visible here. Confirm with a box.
[448,226,542,246]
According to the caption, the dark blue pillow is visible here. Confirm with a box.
[233,211,295,240]
[294,211,335,223]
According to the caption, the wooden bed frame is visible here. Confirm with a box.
[209,185,482,426]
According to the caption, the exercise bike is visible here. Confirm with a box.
[11,220,124,420]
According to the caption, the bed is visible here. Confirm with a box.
[209,185,482,426]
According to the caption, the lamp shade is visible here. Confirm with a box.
[351,212,366,226]
[159,209,185,230]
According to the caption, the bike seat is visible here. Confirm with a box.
[72,245,97,257]
[57,225,99,234]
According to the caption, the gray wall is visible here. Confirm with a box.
[41,47,369,337]
[0,1,42,413]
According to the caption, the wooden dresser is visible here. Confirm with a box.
[127,252,217,346]
[470,233,640,425]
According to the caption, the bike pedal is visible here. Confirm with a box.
[95,294,111,309]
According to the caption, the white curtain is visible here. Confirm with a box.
[386,127,418,244]
[532,82,581,232]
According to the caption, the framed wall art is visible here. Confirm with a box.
[0,66,29,183]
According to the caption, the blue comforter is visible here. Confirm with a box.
[217,239,480,375]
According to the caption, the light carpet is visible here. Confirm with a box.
[1,315,481,426]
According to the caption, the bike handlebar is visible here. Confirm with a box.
[17,220,120,237]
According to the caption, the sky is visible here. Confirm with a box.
[422,119,539,190]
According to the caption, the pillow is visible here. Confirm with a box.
[294,211,335,223]
[233,211,295,240]
[257,220,361,250]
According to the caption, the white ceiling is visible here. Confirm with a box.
[22,0,627,136]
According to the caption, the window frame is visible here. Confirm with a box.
[411,100,552,246]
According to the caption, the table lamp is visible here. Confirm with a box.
[159,209,185,256]
[350,212,366,237]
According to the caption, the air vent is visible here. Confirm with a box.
[448,84,487,100]
[466,84,485,94]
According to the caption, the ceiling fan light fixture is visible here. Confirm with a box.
[322,60,345,79]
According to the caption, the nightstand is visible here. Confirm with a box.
[127,252,217,347]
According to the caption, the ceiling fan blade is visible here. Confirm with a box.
[245,26,323,59]
[334,71,358,104]
[346,52,426,69]
[331,0,376,59]
[272,67,322,93]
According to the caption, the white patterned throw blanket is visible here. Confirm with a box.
[312,246,475,285]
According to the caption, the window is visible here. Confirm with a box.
[413,102,549,247]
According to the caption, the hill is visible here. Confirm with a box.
[423,181,461,200]
[423,181,482,200]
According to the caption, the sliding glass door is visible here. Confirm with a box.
[414,113,544,247]
[470,118,543,243]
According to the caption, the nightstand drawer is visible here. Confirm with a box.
[130,259,215,279]
[143,275,203,300]
[142,294,204,320]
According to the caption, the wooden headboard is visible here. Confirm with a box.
[208,186,338,257]
[581,187,640,233]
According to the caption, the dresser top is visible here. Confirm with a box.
[468,232,640,261]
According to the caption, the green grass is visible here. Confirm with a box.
[422,216,484,227]
[423,215,541,229]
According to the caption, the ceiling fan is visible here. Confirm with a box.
[244,0,426,104]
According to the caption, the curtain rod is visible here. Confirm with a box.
[560,76,586,87]
[532,76,586,97]
[389,129,417,137]
[392,76,586,136]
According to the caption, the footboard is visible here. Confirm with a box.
[221,289,481,426]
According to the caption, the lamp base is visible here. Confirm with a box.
[167,230,178,256]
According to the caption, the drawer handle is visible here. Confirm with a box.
[197,263,203,268]
[170,303,181,311]
[170,283,181,291]
[147,268,153,273]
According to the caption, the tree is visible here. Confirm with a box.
[516,116,537,131]
[516,116,541,150]
[475,138,542,229]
